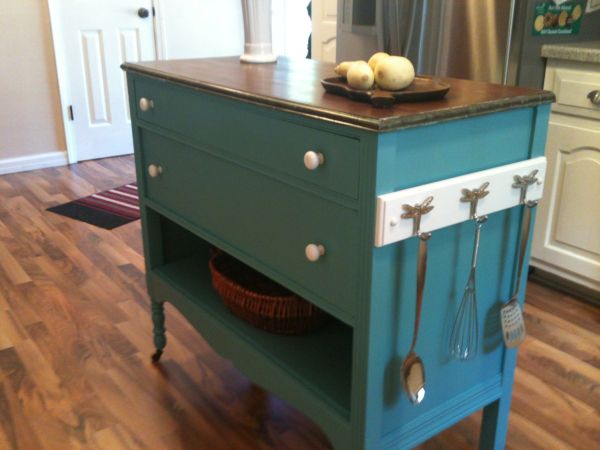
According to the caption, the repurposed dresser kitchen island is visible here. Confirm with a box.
[122,58,554,450]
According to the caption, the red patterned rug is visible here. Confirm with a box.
[47,183,140,229]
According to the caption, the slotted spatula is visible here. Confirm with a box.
[501,170,539,348]
[500,200,538,347]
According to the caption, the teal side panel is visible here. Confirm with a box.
[368,107,543,444]
[375,211,518,438]
[376,108,535,193]
[479,103,551,450]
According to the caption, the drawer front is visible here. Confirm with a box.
[140,130,360,318]
[551,67,600,119]
[134,76,361,199]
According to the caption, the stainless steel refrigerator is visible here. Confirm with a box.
[336,0,600,87]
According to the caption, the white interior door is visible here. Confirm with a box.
[49,0,155,162]
[311,0,337,62]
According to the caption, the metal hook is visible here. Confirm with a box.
[512,170,539,205]
[401,196,434,239]
[461,181,490,222]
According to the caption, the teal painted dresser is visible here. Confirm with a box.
[122,58,554,450]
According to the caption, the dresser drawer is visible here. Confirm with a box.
[549,66,600,120]
[133,76,361,199]
[140,130,360,318]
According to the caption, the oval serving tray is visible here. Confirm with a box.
[321,76,450,108]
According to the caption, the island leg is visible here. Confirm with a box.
[151,300,167,363]
[480,396,512,450]
[480,353,518,450]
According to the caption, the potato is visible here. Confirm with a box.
[334,61,357,77]
[375,56,415,91]
[347,61,374,90]
[368,52,390,72]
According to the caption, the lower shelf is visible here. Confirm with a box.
[150,254,353,420]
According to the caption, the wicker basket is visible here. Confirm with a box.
[208,251,329,335]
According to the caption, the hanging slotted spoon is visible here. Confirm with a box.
[501,170,539,348]
[501,199,537,348]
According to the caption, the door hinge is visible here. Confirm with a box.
[152,6,156,16]
[68,105,74,121]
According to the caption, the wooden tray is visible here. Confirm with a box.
[321,76,450,108]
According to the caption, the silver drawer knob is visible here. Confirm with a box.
[305,244,325,262]
[139,97,154,112]
[148,164,163,178]
[587,90,600,106]
[303,151,325,170]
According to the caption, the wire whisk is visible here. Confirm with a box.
[449,218,484,360]
[449,182,489,361]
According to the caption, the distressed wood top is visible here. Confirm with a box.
[122,57,555,132]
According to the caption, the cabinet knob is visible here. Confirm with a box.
[303,151,325,170]
[139,97,154,112]
[148,164,163,178]
[305,244,325,262]
[587,90,600,106]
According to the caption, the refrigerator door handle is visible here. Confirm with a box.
[403,0,419,57]
[376,0,417,58]
[503,0,517,85]
[376,0,385,51]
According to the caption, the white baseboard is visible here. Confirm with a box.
[0,151,68,175]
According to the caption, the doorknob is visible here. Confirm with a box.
[138,7,150,18]
[588,90,600,106]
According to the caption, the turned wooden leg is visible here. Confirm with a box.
[151,300,167,363]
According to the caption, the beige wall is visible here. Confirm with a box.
[0,0,66,160]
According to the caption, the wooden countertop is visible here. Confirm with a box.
[122,57,555,132]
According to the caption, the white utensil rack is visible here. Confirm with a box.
[375,157,547,247]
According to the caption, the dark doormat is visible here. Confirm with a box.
[47,183,140,229]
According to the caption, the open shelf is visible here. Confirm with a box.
[147,212,354,418]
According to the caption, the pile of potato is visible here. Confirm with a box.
[334,52,415,91]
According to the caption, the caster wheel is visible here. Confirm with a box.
[151,349,163,364]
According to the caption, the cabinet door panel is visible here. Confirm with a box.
[532,121,600,288]
[554,154,600,254]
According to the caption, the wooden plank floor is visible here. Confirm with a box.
[0,156,598,450]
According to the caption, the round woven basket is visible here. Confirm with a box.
[208,251,329,335]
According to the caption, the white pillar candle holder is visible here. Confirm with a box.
[240,0,277,63]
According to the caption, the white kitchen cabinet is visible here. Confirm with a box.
[531,56,600,293]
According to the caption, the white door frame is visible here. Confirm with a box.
[47,0,160,164]
[311,0,338,62]
[151,0,167,60]
[47,0,79,164]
